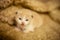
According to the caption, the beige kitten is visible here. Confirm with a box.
[15,9,43,33]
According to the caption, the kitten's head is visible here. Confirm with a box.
[15,10,33,30]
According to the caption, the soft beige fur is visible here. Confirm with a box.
[0,6,60,40]
[0,0,59,12]
[0,0,60,39]
[0,14,60,40]
[14,0,60,12]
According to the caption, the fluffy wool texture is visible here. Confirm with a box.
[0,14,60,40]
[0,0,60,11]
[0,0,60,23]
[0,0,60,40]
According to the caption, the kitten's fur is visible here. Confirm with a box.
[15,9,43,33]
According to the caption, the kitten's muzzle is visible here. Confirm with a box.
[21,22,25,26]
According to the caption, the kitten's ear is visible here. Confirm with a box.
[31,15,33,18]
[30,13,33,18]
[15,12,18,14]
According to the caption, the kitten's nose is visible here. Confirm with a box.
[21,22,24,26]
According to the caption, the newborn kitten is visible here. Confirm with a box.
[15,9,43,33]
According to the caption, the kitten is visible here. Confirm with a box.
[15,9,43,33]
